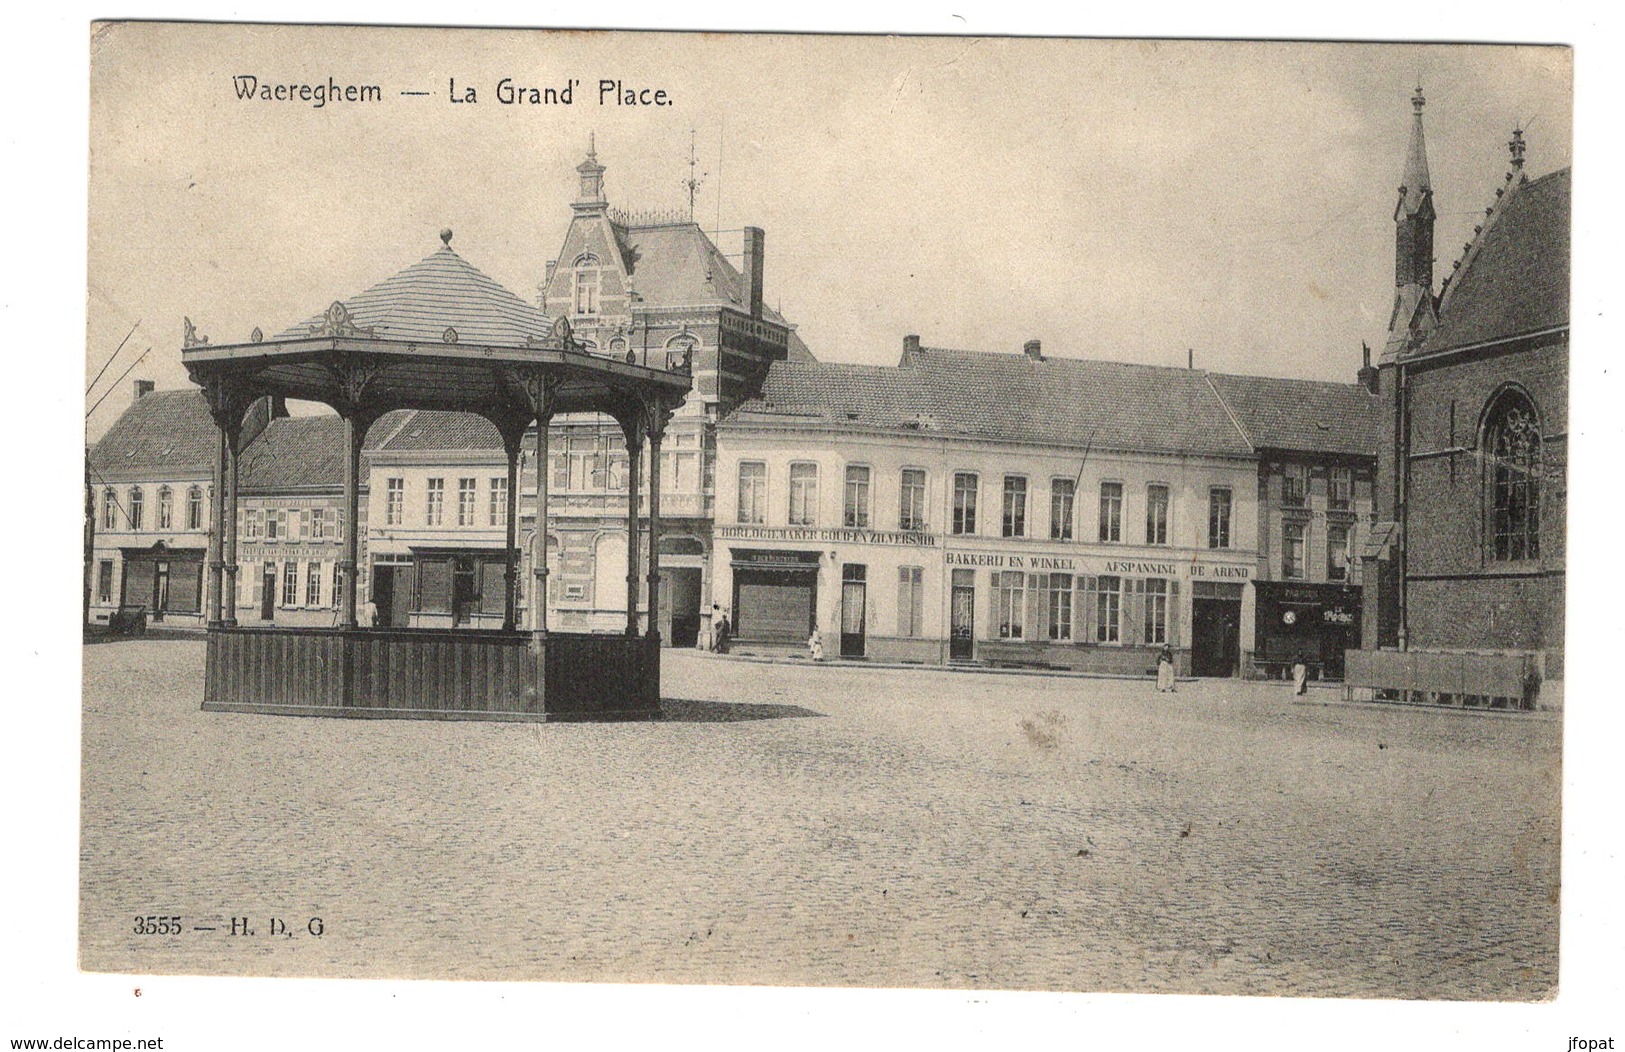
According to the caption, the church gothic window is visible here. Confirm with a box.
[1483,388,1541,562]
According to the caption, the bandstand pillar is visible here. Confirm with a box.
[206,430,227,626]
[501,427,523,632]
[645,407,670,642]
[622,416,645,636]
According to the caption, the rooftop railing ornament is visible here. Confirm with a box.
[310,301,377,339]
[183,317,209,348]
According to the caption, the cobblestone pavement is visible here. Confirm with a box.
[80,640,1560,998]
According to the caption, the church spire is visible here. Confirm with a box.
[1382,85,1438,363]
[1397,86,1432,219]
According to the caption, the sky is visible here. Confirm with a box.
[85,28,1570,439]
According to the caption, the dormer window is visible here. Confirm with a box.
[572,255,600,317]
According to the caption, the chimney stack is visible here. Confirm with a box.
[133,379,155,400]
[1358,342,1380,394]
[1023,339,1043,361]
[903,334,920,356]
[741,226,765,319]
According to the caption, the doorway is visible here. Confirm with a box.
[151,560,170,622]
[949,568,975,661]
[840,564,867,658]
[260,563,277,621]
[1191,596,1242,677]
[452,556,477,626]
[662,567,703,648]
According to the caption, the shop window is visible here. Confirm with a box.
[1283,522,1306,579]
[952,473,979,535]
[897,566,924,637]
[426,478,445,526]
[1047,574,1073,641]
[788,463,818,526]
[127,487,144,530]
[737,462,766,524]
[900,469,927,532]
[156,486,173,530]
[1094,575,1122,643]
[490,477,509,527]
[1002,476,1027,538]
[844,466,872,528]
[1327,524,1350,581]
[995,571,1025,639]
[1282,463,1308,507]
[1098,482,1122,543]
[1143,578,1168,644]
[1208,488,1232,549]
[102,487,116,530]
[1050,479,1075,541]
[385,478,404,525]
[1146,484,1169,545]
[457,478,477,527]
[1328,466,1352,511]
[187,486,204,530]
[97,560,113,604]
[1484,388,1541,561]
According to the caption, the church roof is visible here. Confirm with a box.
[275,239,552,346]
[1417,167,1570,357]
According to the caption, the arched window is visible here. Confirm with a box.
[101,487,116,530]
[157,486,173,530]
[127,487,144,530]
[187,486,204,530]
[572,254,600,316]
[1483,389,1541,562]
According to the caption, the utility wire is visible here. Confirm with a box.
[85,321,140,397]
[86,347,152,419]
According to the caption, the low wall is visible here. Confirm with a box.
[1344,648,1543,709]
[203,627,659,721]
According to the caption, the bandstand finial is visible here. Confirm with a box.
[440,228,453,248]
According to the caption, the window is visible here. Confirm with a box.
[1098,482,1122,543]
[897,566,924,637]
[282,561,299,606]
[457,478,477,526]
[1328,467,1352,511]
[307,562,323,607]
[952,473,978,535]
[264,509,280,541]
[1094,575,1122,643]
[1002,476,1027,538]
[1327,524,1350,582]
[564,435,604,491]
[900,469,926,531]
[156,486,173,530]
[245,509,261,540]
[97,560,113,603]
[1282,463,1308,507]
[1485,390,1541,561]
[572,257,600,316]
[127,487,144,530]
[1146,484,1169,545]
[1050,479,1075,540]
[737,462,766,524]
[385,478,404,525]
[1143,579,1169,645]
[844,466,872,528]
[660,432,700,492]
[1208,488,1232,549]
[788,463,818,526]
[426,478,445,526]
[187,486,204,530]
[1047,574,1073,641]
[996,571,1025,639]
[489,477,509,527]
[1283,522,1306,579]
[101,487,115,530]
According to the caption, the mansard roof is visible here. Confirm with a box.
[1417,167,1570,358]
[274,240,552,346]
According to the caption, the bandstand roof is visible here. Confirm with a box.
[182,234,689,420]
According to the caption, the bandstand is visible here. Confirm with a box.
[182,248,689,721]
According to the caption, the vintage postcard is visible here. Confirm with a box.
[78,20,1576,1022]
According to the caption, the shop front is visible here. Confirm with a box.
[729,547,821,644]
[121,543,206,623]
[1252,580,1361,681]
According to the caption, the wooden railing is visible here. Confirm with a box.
[204,626,659,720]
[1343,648,1538,708]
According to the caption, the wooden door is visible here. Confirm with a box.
[840,564,867,658]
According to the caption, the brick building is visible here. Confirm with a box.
[1366,90,1569,691]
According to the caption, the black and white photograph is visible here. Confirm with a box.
[10,8,1621,1050]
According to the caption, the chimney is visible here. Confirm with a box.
[903,334,920,355]
[1358,342,1380,394]
[133,379,155,400]
[1024,339,1043,361]
[741,226,765,319]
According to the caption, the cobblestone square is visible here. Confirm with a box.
[79,639,1559,999]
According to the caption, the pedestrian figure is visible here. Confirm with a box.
[714,609,731,654]
[808,626,824,662]
[1292,653,1309,696]
[360,597,378,628]
[704,602,722,651]
[1156,644,1176,692]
